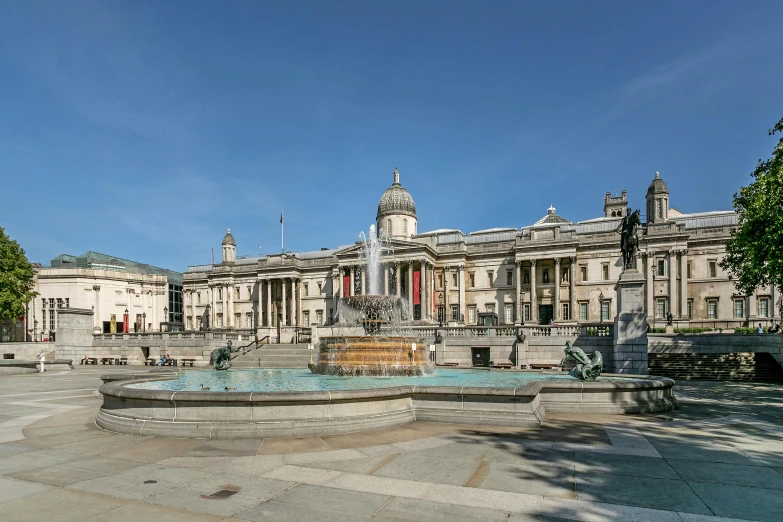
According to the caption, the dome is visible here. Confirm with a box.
[376,168,416,220]
[222,228,236,246]
[646,171,669,197]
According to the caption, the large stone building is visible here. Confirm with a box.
[23,251,183,341]
[183,170,780,342]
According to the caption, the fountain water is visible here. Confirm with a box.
[310,225,433,376]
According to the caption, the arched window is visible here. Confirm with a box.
[403,219,408,236]
[387,219,391,235]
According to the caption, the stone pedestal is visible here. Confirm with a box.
[613,269,648,374]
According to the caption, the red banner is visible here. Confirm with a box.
[433,290,437,312]
[343,276,351,297]
[413,271,421,305]
[123,313,129,333]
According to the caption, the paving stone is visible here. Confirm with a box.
[373,496,511,521]
[292,454,396,474]
[90,500,225,521]
[572,452,678,479]
[180,439,263,458]
[478,460,576,499]
[105,437,206,462]
[235,484,390,522]
[409,441,492,461]
[262,464,343,484]
[204,454,285,476]
[642,434,761,466]
[0,488,127,521]
[0,448,87,475]
[68,463,217,500]
[0,441,37,457]
[688,482,783,522]
[372,452,480,486]
[667,458,783,489]
[8,455,144,486]
[0,475,53,503]
[575,474,711,514]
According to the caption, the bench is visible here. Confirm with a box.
[530,363,559,370]
[181,358,196,367]
[100,358,115,365]
[163,359,177,366]
[80,357,98,365]
[117,357,128,365]
[436,362,459,367]
[491,363,513,369]
[144,358,156,366]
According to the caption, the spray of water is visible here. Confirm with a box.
[357,224,392,296]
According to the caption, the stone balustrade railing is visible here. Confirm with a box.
[379,324,612,339]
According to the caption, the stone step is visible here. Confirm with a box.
[648,352,783,382]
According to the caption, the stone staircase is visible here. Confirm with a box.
[231,344,312,369]
[648,352,783,382]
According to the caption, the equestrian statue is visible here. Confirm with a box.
[615,208,641,270]
[563,341,603,381]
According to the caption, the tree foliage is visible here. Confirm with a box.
[720,118,783,296]
[0,227,37,321]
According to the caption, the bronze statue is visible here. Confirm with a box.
[209,340,236,370]
[616,208,641,270]
[563,341,603,381]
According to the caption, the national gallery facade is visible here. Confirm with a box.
[182,169,780,340]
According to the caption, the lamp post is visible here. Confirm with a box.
[34,319,38,342]
[142,312,146,333]
[163,306,168,332]
[124,308,129,334]
[598,291,605,325]
[520,289,526,325]
[438,292,444,327]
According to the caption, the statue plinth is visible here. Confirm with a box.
[612,268,648,375]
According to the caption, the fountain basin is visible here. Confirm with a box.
[96,369,677,439]
[310,336,432,376]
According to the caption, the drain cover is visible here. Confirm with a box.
[143,480,157,484]
[200,484,241,500]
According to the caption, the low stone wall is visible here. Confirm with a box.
[649,334,783,366]
[0,359,73,374]
[96,373,676,439]
[0,342,56,360]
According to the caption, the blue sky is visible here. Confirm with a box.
[1,1,781,271]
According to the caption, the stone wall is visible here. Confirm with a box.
[649,334,783,366]
[0,342,56,360]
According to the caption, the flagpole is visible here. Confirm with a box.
[281,211,284,254]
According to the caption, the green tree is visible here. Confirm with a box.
[720,118,783,297]
[0,227,38,321]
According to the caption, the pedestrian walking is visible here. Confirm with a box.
[37,351,46,372]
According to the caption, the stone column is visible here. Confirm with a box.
[93,286,101,331]
[151,288,157,331]
[395,263,401,297]
[190,290,196,330]
[668,251,675,318]
[554,258,561,321]
[361,267,366,296]
[515,261,522,323]
[458,265,465,323]
[222,285,228,328]
[281,279,288,326]
[748,292,756,324]
[421,261,427,320]
[679,250,688,319]
[292,278,298,326]
[529,260,537,324]
[228,283,234,328]
[350,266,356,297]
[407,261,413,300]
[337,269,343,299]
[384,264,389,295]
[570,256,576,322]
[266,280,272,327]
[645,253,654,319]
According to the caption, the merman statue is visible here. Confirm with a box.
[209,340,236,371]
[563,341,603,381]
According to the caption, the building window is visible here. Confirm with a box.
[486,304,495,314]
[387,220,391,235]
[580,266,587,282]
[49,309,55,331]
[505,304,513,324]
[303,311,310,326]
[468,306,476,324]
[524,304,531,322]
[452,273,458,287]
[469,273,475,288]
[65,298,69,308]
[579,302,588,321]
[438,274,443,288]
[218,288,223,300]
[187,316,192,329]
[657,260,665,276]
[542,269,549,284]
[734,299,744,319]
[235,287,240,300]
[656,299,666,319]
[403,219,408,236]
[317,282,322,294]
[451,305,459,321]
[524,270,530,284]
[602,265,609,281]
[687,262,692,280]
[316,310,323,324]
[759,298,769,318]
[687,299,693,320]
[247,286,252,299]
[303,283,308,297]
[562,303,569,321]
[217,314,223,328]
[246,313,253,328]
[709,261,717,278]
[487,271,493,286]
[708,300,718,319]
[235,313,241,326]
[57,298,63,309]
[197,292,201,304]
[506,271,513,286]
[601,301,610,321]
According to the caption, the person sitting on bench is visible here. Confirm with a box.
[80,355,89,365]
[156,354,167,366]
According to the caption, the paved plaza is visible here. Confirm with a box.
[0,369,781,521]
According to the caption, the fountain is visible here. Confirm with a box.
[310,225,433,376]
